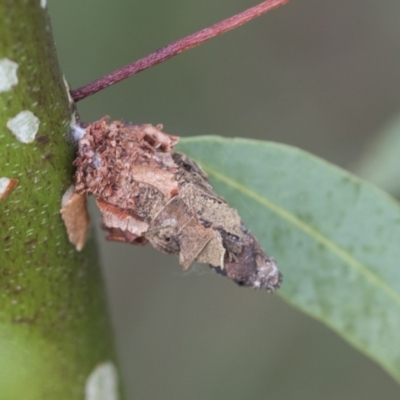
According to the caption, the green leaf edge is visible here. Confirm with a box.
[178,135,400,384]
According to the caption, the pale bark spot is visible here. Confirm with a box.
[7,111,40,143]
[85,361,119,400]
[0,58,19,93]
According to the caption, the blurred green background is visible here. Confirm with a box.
[49,1,400,399]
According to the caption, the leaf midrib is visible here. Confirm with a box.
[197,161,400,306]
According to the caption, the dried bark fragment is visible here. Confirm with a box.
[60,185,90,251]
[74,119,282,291]
[0,177,18,201]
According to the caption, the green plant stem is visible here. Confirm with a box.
[0,2,121,399]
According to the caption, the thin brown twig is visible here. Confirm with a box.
[71,0,290,102]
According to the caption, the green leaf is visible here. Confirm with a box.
[353,115,400,197]
[177,136,400,384]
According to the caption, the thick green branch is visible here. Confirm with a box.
[0,2,121,398]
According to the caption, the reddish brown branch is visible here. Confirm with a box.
[71,0,290,102]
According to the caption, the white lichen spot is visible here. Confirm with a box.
[40,0,47,8]
[85,361,119,400]
[71,123,86,141]
[0,58,19,93]
[0,177,19,201]
[7,110,40,143]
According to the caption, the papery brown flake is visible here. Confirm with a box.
[74,119,281,291]
[60,185,90,251]
[0,178,18,201]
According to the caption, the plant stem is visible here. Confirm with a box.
[71,0,290,102]
[0,2,121,398]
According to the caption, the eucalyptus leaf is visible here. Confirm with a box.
[353,115,400,197]
[177,136,400,384]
